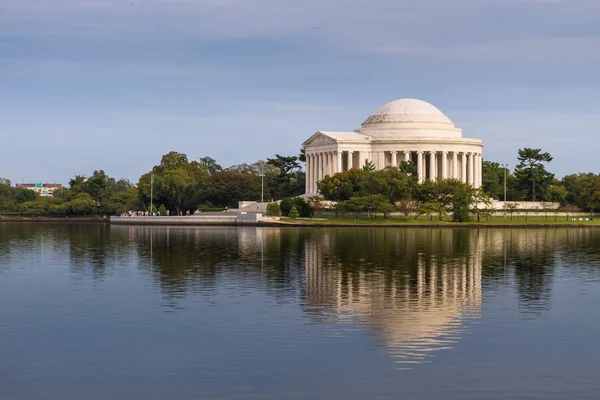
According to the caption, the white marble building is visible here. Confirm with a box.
[303,99,483,196]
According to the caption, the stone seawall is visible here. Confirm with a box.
[110,213,265,226]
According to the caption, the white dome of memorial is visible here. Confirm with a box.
[302,98,483,195]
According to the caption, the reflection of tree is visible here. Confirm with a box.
[108,226,309,308]
[479,229,559,316]
[509,229,558,315]
[2,224,596,322]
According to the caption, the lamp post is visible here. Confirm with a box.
[502,164,508,220]
[150,172,154,216]
[260,162,264,205]
[503,164,507,202]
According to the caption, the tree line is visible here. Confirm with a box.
[2,146,600,219]
[0,152,307,216]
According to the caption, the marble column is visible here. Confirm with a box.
[476,153,482,188]
[452,152,458,179]
[337,151,343,174]
[404,151,411,162]
[391,151,397,168]
[348,151,354,169]
[429,151,436,181]
[327,152,333,177]
[468,153,474,186]
[441,151,448,180]
[306,154,312,194]
[306,154,315,194]
[417,151,424,183]
[461,153,467,184]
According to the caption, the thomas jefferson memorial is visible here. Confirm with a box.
[303,99,484,196]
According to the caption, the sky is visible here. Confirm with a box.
[1,0,600,184]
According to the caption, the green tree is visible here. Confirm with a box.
[581,176,600,215]
[362,160,376,172]
[419,202,443,221]
[68,193,97,215]
[318,169,365,201]
[560,173,597,209]
[158,204,168,216]
[482,161,508,200]
[298,148,306,163]
[288,205,299,219]
[359,167,412,203]
[399,160,417,175]
[549,184,568,205]
[514,148,554,201]
[199,156,222,174]
[266,202,281,217]
[155,168,195,215]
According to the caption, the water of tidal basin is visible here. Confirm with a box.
[1,224,600,399]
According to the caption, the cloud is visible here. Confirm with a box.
[3,0,599,55]
[0,57,226,78]
[369,37,600,61]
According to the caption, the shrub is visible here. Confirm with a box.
[280,198,294,216]
[280,197,313,218]
[266,202,281,217]
[288,205,299,219]
[158,204,167,216]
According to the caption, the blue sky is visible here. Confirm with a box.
[1,0,599,184]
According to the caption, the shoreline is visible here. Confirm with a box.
[2,216,599,229]
[0,217,109,223]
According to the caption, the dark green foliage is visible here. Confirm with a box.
[514,148,554,201]
[280,197,313,217]
[288,205,299,219]
[362,160,376,172]
[158,204,168,216]
[266,202,281,217]
[482,160,507,200]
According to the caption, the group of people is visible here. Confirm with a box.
[120,210,170,217]
[120,209,201,217]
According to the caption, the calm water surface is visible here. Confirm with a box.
[1,223,600,399]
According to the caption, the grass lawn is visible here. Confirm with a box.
[280,215,600,226]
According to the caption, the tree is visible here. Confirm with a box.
[158,169,195,214]
[561,173,597,209]
[267,154,301,176]
[266,202,281,217]
[199,156,222,174]
[395,199,419,220]
[158,204,168,216]
[299,148,306,163]
[549,184,567,205]
[417,179,480,222]
[359,167,412,203]
[482,161,507,200]
[514,148,554,201]
[469,188,492,222]
[318,169,365,201]
[503,202,519,220]
[362,160,376,172]
[288,205,299,219]
[581,176,600,216]
[399,160,417,176]
[85,170,109,205]
[68,193,97,215]
[342,194,390,218]
[420,202,443,221]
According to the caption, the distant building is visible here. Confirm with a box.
[16,183,63,197]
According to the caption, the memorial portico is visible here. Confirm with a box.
[302,99,484,195]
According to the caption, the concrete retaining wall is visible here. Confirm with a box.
[110,213,264,225]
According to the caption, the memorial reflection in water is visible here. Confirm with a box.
[303,229,483,367]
